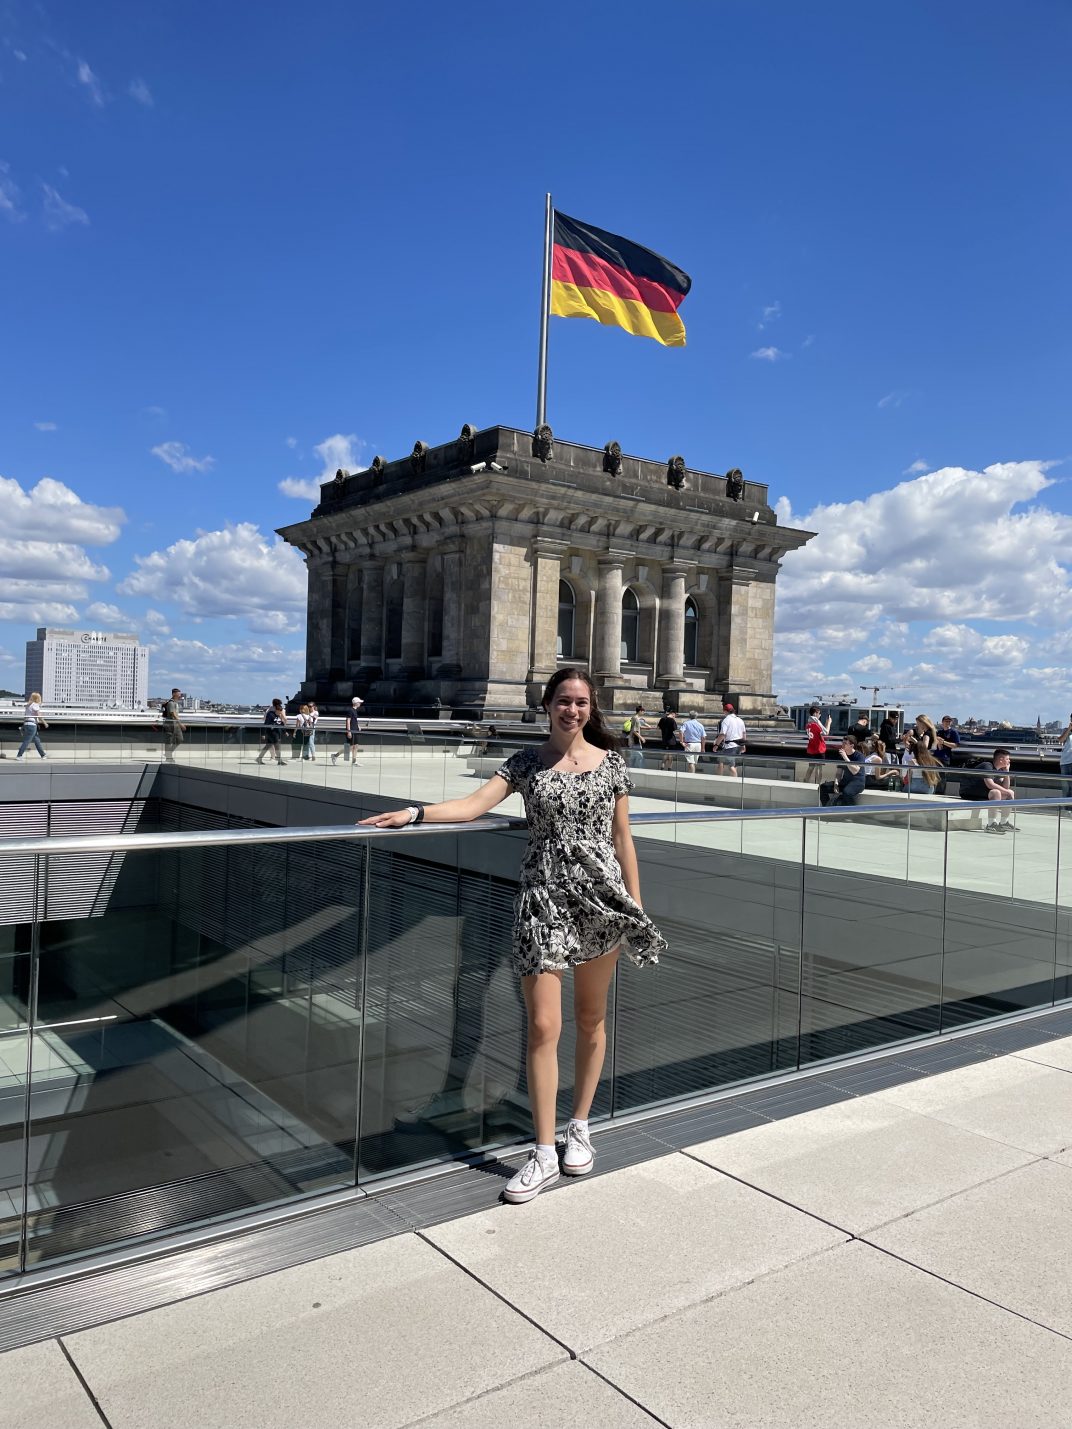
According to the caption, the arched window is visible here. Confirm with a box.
[557,579,576,658]
[621,587,640,663]
[683,597,698,667]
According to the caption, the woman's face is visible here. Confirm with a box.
[546,678,591,735]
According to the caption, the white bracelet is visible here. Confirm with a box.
[404,806,420,825]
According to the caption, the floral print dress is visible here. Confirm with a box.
[494,746,666,976]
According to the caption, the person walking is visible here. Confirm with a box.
[360,666,665,1204]
[657,709,682,770]
[307,701,320,760]
[1057,715,1072,805]
[161,688,185,763]
[680,711,706,771]
[256,699,287,765]
[291,704,313,760]
[16,692,47,760]
[333,697,363,764]
[713,703,746,777]
[623,705,649,768]
[803,705,830,783]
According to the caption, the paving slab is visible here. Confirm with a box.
[586,1240,1072,1429]
[869,1158,1072,1337]
[0,1338,102,1429]
[64,1233,563,1429]
[684,1094,1035,1232]
[870,1054,1072,1155]
[410,1359,656,1428]
[1012,1034,1072,1074]
[424,1152,845,1354]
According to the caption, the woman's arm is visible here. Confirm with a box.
[359,774,513,829]
[612,795,642,906]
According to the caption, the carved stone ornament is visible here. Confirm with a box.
[410,440,428,475]
[532,424,554,462]
[458,423,477,465]
[333,467,348,485]
[666,454,687,490]
[725,467,745,501]
[370,455,388,478]
[602,441,623,476]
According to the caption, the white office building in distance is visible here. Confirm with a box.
[25,628,150,709]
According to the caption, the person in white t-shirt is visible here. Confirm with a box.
[17,693,47,759]
[713,703,746,777]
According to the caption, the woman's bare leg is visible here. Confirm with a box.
[572,951,619,1120]
[521,970,563,1145]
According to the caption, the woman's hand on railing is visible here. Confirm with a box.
[358,809,414,829]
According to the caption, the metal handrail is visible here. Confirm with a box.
[0,795,1069,857]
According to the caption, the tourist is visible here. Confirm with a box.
[912,714,938,754]
[623,705,649,768]
[878,710,900,753]
[307,701,320,759]
[16,692,47,760]
[292,704,313,760]
[161,688,185,764]
[1058,714,1072,802]
[863,738,898,790]
[680,711,706,771]
[333,696,363,764]
[256,698,287,765]
[713,702,746,776]
[803,705,830,783]
[958,748,1017,832]
[657,709,682,770]
[819,734,866,806]
[902,731,942,795]
[935,715,960,766]
[359,667,665,1204]
[851,713,873,744]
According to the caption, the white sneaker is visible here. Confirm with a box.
[562,1120,594,1176]
[503,1150,559,1204]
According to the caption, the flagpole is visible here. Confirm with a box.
[536,192,552,429]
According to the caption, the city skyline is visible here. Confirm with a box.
[1,3,1069,715]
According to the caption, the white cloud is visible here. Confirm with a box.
[774,459,1072,716]
[751,347,788,362]
[143,405,167,419]
[877,391,907,409]
[0,600,80,624]
[128,77,153,106]
[801,334,814,349]
[151,441,215,473]
[0,160,24,222]
[0,539,108,583]
[285,436,298,449]
[278,477,322,500]
[0,475,124,544]
[758,301,781,331]
[278,431,365,499]
[119,522,307,628]
[41,183,89,231]
[13,49,27,63]
[150,637,303,696]
[903,459,929,475]
[143,608,171,636]
[84,602,128,626]
[76,59,105,106]
[34,420,58,432]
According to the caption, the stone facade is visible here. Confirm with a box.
[277,426,814,718]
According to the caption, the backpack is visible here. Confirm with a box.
[622,717,634,734]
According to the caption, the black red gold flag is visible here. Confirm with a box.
[550,211,692,347]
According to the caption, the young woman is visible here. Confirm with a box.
[292,704,312,761]
[16,692,47,760]
[361,667,665,1204]
[256,698,287,766]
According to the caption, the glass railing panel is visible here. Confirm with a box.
[1057,811,1072,1004]
[358,828,546,1181]
[799,809,943,1063]
[0,916,31,1277]
[612,819,803,1114]
[21,838,364,1269]
[941,801,1060,1030]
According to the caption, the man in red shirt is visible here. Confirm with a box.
[803,705,830,783]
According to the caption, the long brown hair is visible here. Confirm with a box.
[541,667,618,750]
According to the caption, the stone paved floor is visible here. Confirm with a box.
[4,1034,1071,1428]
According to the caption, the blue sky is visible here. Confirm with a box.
[1,1,1070,716]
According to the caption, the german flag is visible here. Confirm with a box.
[551,211,691,348]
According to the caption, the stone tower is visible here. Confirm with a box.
[277,425,814,718]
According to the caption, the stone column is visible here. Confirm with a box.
[655,565,688,686]
[528,538,567,688]
[438,545,464,677]
[400,552,428,677]
[717,567,755,692]
[304,554,333,682]
[358,558,385,678]
[592,556,625,680]
[328,559,348,678]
